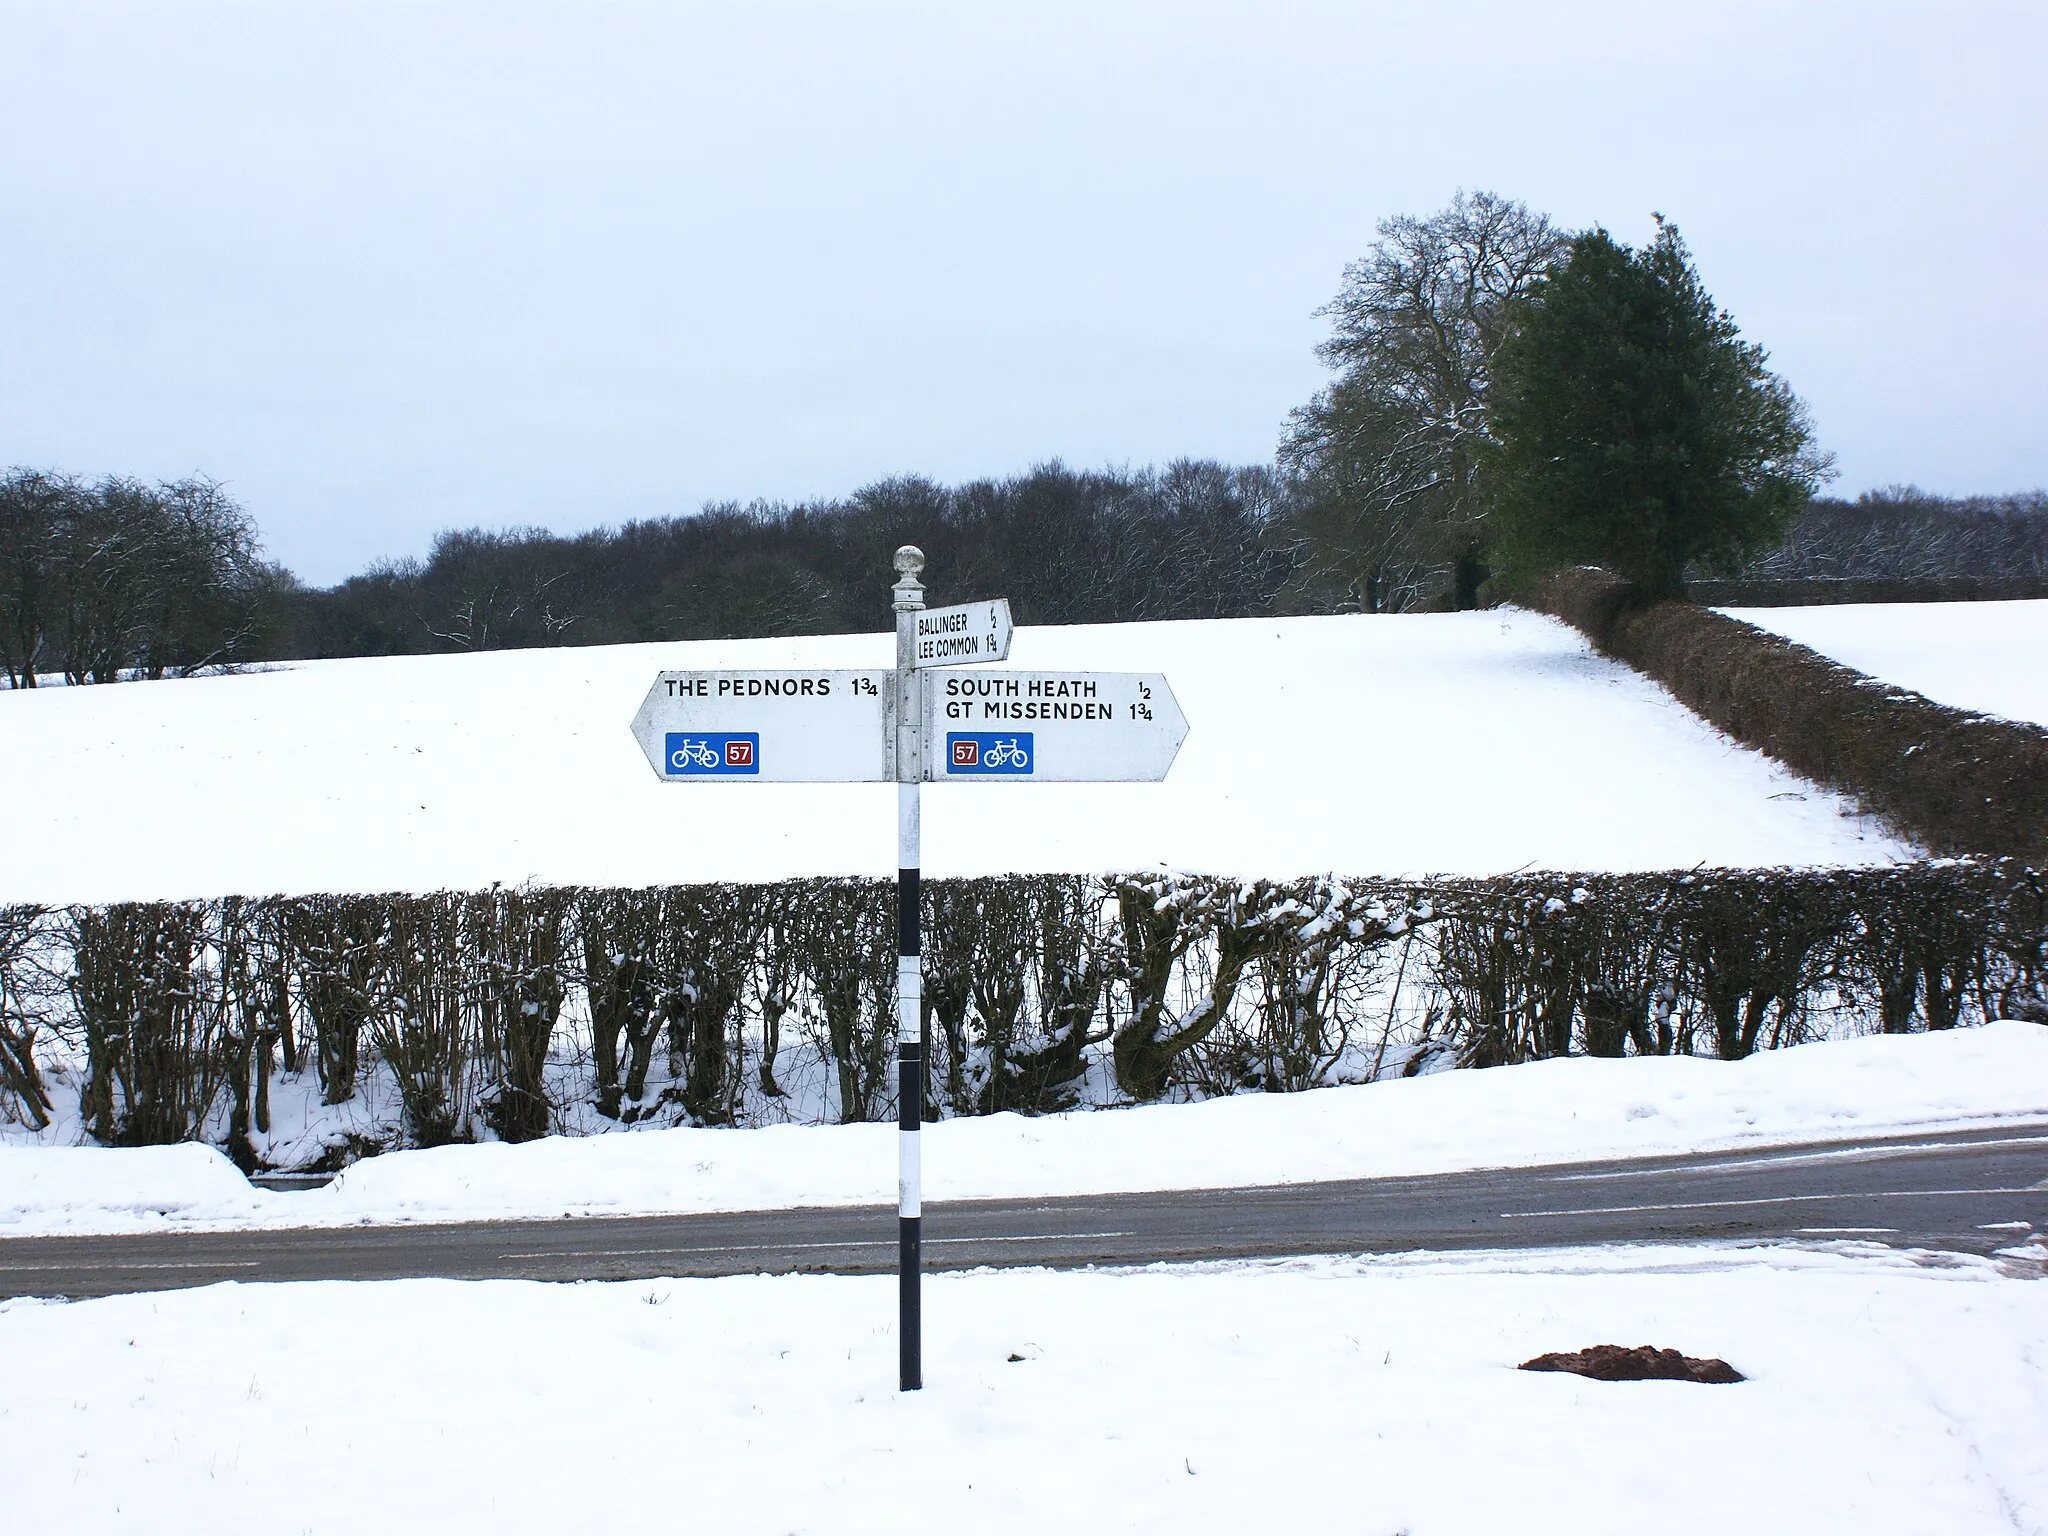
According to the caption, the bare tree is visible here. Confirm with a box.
[1230,879,1409,1093]
[131,478,281,679]
[68,902,224,1145]
[288,896,388,1105]
[795,879,896,1123]
[210,898,302,1171]
[1109,874,1293,1101]
[576,888,665,1119]
[471,887,573,1143]
[1278,191,1566,610]
[752,897,803,1099]
[375,894,475,1146]
[0,470,68,688]
[663,885,754,1126]
[0,906,57,1129]
[418,528,582,651]
[0,470,277,686]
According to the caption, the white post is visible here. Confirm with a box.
[891,545,925,1392]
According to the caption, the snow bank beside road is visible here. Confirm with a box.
[0,1143,274,1232]
[4,1243,2044,1535]
[0,610,1905,906]
[6,1023,2043,1238]
[1724,598,2048,727]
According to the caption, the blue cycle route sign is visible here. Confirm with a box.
[664,731,760,775]
[945,731,1033,775]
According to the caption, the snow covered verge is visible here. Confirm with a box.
[0,609,1907,906]
[1723,598,2048,728]
[6,1022,2043,1239]
[4,1242,2045,1535]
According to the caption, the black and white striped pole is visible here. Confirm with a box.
[891,544,925,1393]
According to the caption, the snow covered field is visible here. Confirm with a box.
[7,1023,2043,1238]
[1,613,2035,1532]
[0,610,1906,906]
[1725,598,2048,728]
[4,1241,2044,1535]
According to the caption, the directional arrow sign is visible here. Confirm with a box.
[912,598,1012,668]
[631,669,893,782]
[924,670,1187,781]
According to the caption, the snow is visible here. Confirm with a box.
[1724,598,2048,727]
[0,610,1907,907]
[4,1241,2045,1534]
[6,1022,2043,1239]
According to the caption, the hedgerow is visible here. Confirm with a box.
[2,863,2041,1165]
[1537,567,2048,862]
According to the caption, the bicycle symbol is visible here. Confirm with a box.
[981,737,1029,770]
[670,738,720,770]
[944,731,1031,774]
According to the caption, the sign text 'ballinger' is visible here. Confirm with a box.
[912,598,1012,668]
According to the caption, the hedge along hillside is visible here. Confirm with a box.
[1537,568,2048,863]
[2,865,2043,1166]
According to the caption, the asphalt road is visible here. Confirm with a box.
[4,1125,2044,1300]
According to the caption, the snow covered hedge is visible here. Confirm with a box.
[2,863,2043,1164]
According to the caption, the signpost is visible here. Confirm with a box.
[632,547,1187,1393]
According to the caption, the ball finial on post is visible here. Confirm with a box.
[892,546,926,617]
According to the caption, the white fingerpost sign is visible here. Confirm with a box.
[631,547,1189,1394]
[926,670,1186,781]
[912,597,1012,668]
[630,670,893,782]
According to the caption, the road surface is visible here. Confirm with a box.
[4,1125,2043,1299]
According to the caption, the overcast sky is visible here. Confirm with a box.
[3,1,2043,585]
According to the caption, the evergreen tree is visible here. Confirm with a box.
[1487,218,1831,598]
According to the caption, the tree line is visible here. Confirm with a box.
[275,459,1290,660]
[0,470,284,687]
[1745,486,2048,584]
[265,475,2048,663]
[3,461,2040,689]
[5,189,2044,685]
